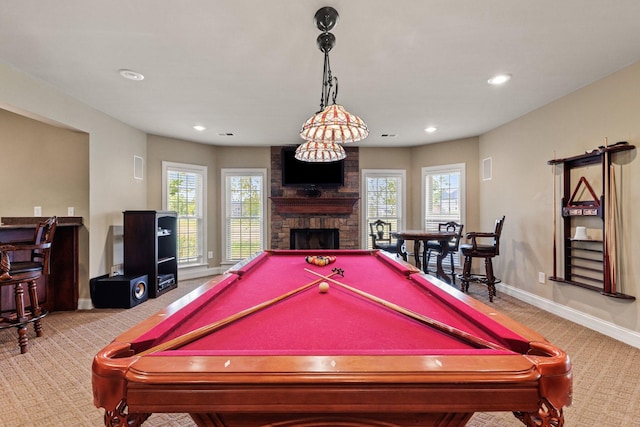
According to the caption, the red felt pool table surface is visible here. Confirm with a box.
[92,250,572,427]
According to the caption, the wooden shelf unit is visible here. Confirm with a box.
[124,210,178,298]
[548,143,635,300]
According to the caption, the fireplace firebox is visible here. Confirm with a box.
[290,229,339,250]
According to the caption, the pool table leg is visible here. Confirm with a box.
[513,397,565,427]
[103,399,150,427]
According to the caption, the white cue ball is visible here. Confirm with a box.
[318,282,330,293]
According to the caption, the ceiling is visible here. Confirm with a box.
[2,1,640,148]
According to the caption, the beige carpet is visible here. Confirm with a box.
[1,276,639,426]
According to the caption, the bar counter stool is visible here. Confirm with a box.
[0,216,57,353]
[458,216,505,302]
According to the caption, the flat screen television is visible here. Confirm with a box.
[281,146,344,187]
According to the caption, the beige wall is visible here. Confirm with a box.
[359,146,412,170]
[0,109,89,218]
[1,63,147,304]
[480,61,640,331]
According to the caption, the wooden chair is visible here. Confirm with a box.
[369,219,399,255]
[458,216,505,302]
[0,216,57,353]
[424,221,464,283]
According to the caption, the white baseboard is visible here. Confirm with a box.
[78,298,93,310]
[79,266,224,310]
[178,265,224,280]
[497,283,640,350]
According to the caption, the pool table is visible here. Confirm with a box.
[92,250,572,427]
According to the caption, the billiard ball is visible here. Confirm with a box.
[318,282,330,293]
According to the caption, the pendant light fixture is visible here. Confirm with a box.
[294,140,346,162]
[296,6,368,162]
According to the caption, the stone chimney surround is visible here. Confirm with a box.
[270,146,360,250]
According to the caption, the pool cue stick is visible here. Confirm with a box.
[552,151,557,278]
[608,163,617,294]
[138,271,341,355]
[304,268,507,351]
[603,139,612,294]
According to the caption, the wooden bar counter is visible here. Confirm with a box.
[0,216,83,312]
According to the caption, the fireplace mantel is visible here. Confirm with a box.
[270,197,359,214]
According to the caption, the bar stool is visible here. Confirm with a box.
[458,216,505,302]
[0,217,57,353]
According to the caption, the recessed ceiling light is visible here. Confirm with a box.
[193,125,206,132]
[425,126,437,133]
[488,74,511,85]
[118,69,144,81]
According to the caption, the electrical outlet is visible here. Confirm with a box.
[67,207,75,216]
[110,264,123,276]
[538,272,545,284]
[208,251,214,259]
[34,206,42,216]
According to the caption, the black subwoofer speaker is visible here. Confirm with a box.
[90,274,148,309]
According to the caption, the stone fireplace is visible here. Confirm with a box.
[270,146,360,250]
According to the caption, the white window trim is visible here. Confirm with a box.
[361,169,407,248]
[162,161,208,267]
[421,163,466,267]
[221,168,267,265]
[421,163,466,227]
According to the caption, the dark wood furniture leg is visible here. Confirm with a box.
[423,238,453,284]
[28,279,44,336]
[14,282,29,353]
[461,256,472,293]
[413,239,422,268]
[396,238,408,262]
[485,257,496,302]
[435,241,453,284]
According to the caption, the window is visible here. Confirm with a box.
[361,169,406,248]
[162,162,207,267]
[222,169,266,262]
[422,163,465,265]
